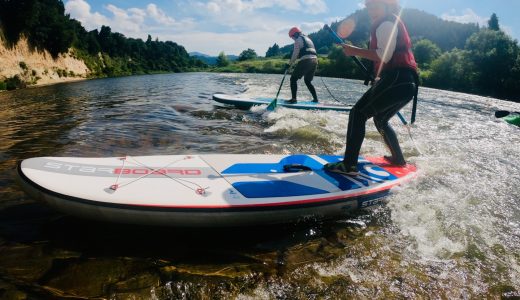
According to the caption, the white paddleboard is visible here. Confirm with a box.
[17,154,416,227]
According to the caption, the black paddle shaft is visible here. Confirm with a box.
[324,25,374,86]
[267,67,289,111]
[275,68,289,100]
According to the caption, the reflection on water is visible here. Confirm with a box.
[1,72,520,298]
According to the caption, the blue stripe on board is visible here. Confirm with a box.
[232,181,329,198]
[222,155,399,198]
[221,155,325,174]
[313,170,363,190]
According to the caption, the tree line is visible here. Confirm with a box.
[0,0,205,81]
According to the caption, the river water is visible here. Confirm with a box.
[0,72,519,298]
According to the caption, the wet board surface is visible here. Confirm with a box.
[18,154,416,226]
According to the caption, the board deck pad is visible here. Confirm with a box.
[212,93,351,112]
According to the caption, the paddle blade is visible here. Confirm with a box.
[266,99,277,111]
[337,18,356,39]
[495,110,510,118]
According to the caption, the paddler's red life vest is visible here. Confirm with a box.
[370,15,417,75]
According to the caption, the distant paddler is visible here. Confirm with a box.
[286,27,319,104]
[324,0,420,175]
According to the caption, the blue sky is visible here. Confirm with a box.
[64,0,520,56]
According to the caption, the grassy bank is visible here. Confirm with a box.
[211,58,286,74]
[210,55,367,81]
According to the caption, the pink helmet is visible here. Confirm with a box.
[288,27,302,38]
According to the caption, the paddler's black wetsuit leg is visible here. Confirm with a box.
[304,77,318,101]
[374,102,409,165]
[304,58,318,101]
[290,58,318,101]
[342,69,417,168]
[290,77,298,101]
[290,62,304,100]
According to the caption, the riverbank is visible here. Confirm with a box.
[1,42,519,106]
[0,37,90,90]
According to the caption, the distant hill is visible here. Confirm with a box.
[280,8,480,54]
[190,52,238,65]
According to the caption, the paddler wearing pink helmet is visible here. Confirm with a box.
[286,26,319,103]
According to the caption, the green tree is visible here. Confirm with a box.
[413,39,442,68]
[29,0,75,57]
[0,0,75,57]
[216,51,230,67]
[427,49,476,92]
[320,45,363,79]
[0,0,36,45]
[465,29,519,98]
[265,43,280,57]
[488,13,500,31]
[238,48,257,61]
[507,54,520,98]
[317,46,329,55]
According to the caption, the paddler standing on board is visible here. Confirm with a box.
[286,27,319,104]
[324,0,419,175]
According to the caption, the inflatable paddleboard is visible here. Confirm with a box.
[17,154,416,227]
[213,93,351,112]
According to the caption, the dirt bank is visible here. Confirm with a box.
[0,36,90,88]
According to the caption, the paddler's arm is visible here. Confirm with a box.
[342,21,396,63]
[289,38,302,65]
[341,45,380,62]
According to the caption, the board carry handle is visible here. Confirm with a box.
[283,164,313,173]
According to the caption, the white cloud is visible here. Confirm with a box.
[65,0,189,35]
[146,4,176,26]
[441,8,516,38]
[206,2,221,13]
[301,0,327,14]
[300,21,325,33]
[161,29,289,56]
[441,8,487,27]
[104,4,145,33]
[199,0,326,15]
[64,0,329,56]
[325,16,345,25]
[65,0,110,30]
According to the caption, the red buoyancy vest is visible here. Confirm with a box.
[370,15,417,75]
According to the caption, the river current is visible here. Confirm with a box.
[0,72,519,298]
